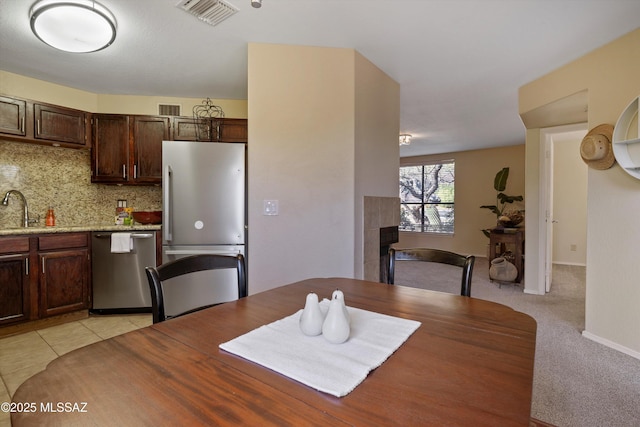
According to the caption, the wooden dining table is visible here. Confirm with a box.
[11,277,537,426]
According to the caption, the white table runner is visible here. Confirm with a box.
[219,299,421,397]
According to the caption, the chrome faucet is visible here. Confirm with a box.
[2,190,36,227]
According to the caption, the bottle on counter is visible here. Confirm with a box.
[115,200,128,225]
[45,206,55,227]
[123,207,133,226]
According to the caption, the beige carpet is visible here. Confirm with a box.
[393,257,640,427]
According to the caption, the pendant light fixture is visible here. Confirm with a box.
[30,0,117,53]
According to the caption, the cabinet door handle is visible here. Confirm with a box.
[134,164,137,179]
[20,117,24,133]
[42,257,45,274]
[37,119,41,135]
[122,164,126,179]
[25,258,29,276]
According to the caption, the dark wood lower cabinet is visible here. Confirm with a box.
[0,236,32,326]
[0,252,31,325]
[39,249,90,317]
[0,232,90,328]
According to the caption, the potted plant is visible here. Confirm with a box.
[480,167,523,237]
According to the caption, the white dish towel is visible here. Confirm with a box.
[110,233,133,253]
[219,299,421,397]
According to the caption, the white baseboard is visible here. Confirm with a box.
[582,330,640,361]
[553,261,587,267]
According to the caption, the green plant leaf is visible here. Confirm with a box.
[480,205,501,216]
[481,167,523,229]
[494,167,509,192]
[497,193,523,204]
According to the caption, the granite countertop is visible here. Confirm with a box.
[0,224,162,236]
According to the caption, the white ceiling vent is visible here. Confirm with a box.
[176,0,239,26]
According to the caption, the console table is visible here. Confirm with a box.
[489,228,524,283]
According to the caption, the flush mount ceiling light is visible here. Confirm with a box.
[251,0,262,8]
[399,134,412,146]
[30,0,117,53]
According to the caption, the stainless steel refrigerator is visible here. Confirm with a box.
[162,140,246,317]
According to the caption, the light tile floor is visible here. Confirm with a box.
[0,314,152,427]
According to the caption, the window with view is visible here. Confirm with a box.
[399,161,455,233]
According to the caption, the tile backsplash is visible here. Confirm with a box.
[0,140,161,228]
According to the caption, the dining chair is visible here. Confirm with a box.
[145,253,247,323]
[387,248,475,297]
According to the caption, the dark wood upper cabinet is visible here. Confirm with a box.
[92,114,130,183]
[2,93,246,186]
[34,103,88,146]
[219,118,248,143]
[172,117,246,143]
[0,96,27,137]
[132,116,170,183]
[92,114,169,185]
[1,94,246,152]
[172,116,207,141]
[0,95,89,148]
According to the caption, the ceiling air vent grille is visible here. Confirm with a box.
[159,104,181,116]
[176,0,239,26]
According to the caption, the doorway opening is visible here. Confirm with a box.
[539,123,588,293]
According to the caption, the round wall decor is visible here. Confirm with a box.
[612,96,640,180]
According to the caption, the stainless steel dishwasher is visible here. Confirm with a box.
[91,231,157,313]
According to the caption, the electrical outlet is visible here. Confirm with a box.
[570,244,577,251]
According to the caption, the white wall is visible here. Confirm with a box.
[353,52,400,278]
[247,43,399,294]
[552,137,587,265]
[0,70,97,111]
[519,28,640,357]
[523,127,544,295]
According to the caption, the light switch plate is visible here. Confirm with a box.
[263,200,279,216]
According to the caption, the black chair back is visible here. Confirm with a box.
[145,253,247,323]
[387,248,475,297]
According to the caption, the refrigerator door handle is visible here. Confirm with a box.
[163,165,172,242]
